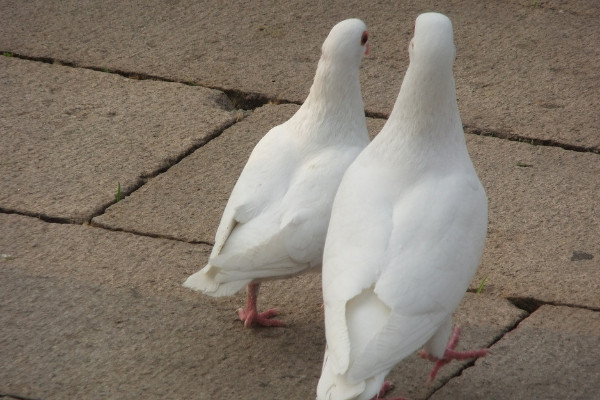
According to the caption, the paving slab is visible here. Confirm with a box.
[0,56,237,223]
[1,0,598,149]
[0,213,523,400]
[468,135,600,309]
[430,305,600,400]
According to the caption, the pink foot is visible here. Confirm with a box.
[237,307,286,327]
[419,326,488,384]
[237,282,286,328]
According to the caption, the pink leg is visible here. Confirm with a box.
[419,326,488,384]
[237,283,286,328]
[368,381,411,400]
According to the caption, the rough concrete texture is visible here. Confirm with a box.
[93,104,296,243]
[0,56,236,223]
[1,0,598,150]
[0,213,523,400]
[470,136,600,308]
[430,305,600,400]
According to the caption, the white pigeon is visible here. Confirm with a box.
[183,19,371,328]
[317,13,488,400]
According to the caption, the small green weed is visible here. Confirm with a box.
[116,182,122,202]
[476,276,488,294]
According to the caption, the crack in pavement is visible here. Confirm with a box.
[0,208,213,246]
[0,115,244,227]
[0,392,44,400]
[2,51,598,155]
[507,296,600,313]
[463,125,600,155]
[86,222,214,246]
[87,115,243,224]
[425,295,600,398]
[0,50,298,111]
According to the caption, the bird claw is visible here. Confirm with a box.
[421,326,488,384]
[237,307,286,328]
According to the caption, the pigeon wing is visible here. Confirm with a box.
[347,173,487,382]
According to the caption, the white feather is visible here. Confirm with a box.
[317,13,488,400]
[184,19,370,298]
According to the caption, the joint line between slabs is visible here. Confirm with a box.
[0,51,295,111]
[3,52,597,154]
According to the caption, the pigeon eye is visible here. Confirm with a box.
[361,31,368,46]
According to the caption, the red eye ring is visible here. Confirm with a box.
[361,30,368,46]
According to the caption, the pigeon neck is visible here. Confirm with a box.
[293,57,366,141]
[380,62,466,164]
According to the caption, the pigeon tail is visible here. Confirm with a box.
[182,265,250,297]
[316,349,387,400]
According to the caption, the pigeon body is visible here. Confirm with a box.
[317,13,488,399]
[184,19,370,327]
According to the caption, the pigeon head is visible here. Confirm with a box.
[409,13,456,68]
[321,18,369,67]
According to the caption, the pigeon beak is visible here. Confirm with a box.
[365,42,371,56]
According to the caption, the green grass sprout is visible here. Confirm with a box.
[476,276,488,294]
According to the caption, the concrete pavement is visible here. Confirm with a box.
[1,1,599,399]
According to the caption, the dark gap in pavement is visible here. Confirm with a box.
[0,391,44,400]
[0,208,212,246]
[507,296,545,314]
[464,125,600,155]
[0,51,297,111]
[365,109,389,119]
[87,222,213,246]
[0,207,76,225]
[508,296,600,313]
[221,88,300,110]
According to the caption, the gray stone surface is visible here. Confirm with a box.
[1,0,598,149]
[93,104,296,243]
[470,135,600,309]
[430,305,600,400]
[0,56,236,223]
[0,213,522,400]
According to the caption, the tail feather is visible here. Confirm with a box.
[317,349,369,400]
[183,266,250,297]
